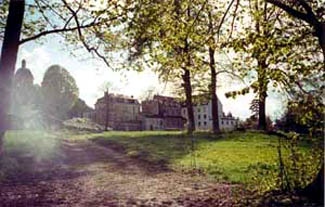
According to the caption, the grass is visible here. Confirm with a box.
[79,130,315,184]
[3,130,60,161]
[1,130,318,187]
[0,130,61,180]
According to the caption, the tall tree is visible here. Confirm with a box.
[263,1,324,198]
[0,0,132,152]
[0,0,25,155]
[224,0,317,130]
[126,0,211,134]
[98,81,119,131]
[41,65,79,123]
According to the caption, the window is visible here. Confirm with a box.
[198,108,201,113]
[198,115,201,119]
[226,121,229,125]
[204,121,207,126]
[203,114,207,119]
[222,121,224,125]
[198,122,201,126]
[231,121,233,125]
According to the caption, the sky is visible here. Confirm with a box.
[15,35,287,121]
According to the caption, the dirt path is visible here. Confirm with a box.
[0,138,240,207]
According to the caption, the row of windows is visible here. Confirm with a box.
[182,106,208,115]
[222,120,234,125]
[196,106,207,113]
[197,120,235,127]
[198,121,207,126]
[197,114,207,120]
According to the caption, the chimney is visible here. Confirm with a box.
[22,59,26,69]
[104,91,109,99]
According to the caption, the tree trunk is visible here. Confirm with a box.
[302,164,324,201]
[0,0,25,156]
[105,94,109,131]
[258,91,267,130]
[318,23,325,67]
[257,60,267,131]
[209,47,220,134]
[182,69,195,135]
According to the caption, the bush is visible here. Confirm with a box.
[251,132,323,194]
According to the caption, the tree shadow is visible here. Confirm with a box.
[89,131,225,173]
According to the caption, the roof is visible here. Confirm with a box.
[164,115,187,120]
[15,68,34,83]
[15,60,34,84]
[96,93,140,104]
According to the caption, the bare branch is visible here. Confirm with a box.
[266,0,316,25]
[186,0,209,38]
[217,0,236,41]
[228,0,240,40]
[62,0,111,68]
[19,21,100,45]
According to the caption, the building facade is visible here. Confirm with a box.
[181,98,238,131]
[94,92,142,131]
[141,95,185,130]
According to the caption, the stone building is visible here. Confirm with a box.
[141,95,185,130]
[11,60,42,129]
[94,92,142,131]
[181,96,238,131]
[13,59,35,105]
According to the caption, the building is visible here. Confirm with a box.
[94,92,142,131]
[181,97,238,132]
[13,59,35,106]
[220,112,238,131]
[141,95,185,130]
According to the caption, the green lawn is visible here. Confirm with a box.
[2,130,318,187]
[78,130,315,184]
[3,130,60,161]
[0,130,61,180]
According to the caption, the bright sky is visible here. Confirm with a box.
[15,35,287,121]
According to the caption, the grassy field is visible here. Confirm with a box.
[2,130,318,187]
[72,130,315,185]
[3,130,60,160]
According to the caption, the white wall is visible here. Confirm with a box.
[181,99,237,131]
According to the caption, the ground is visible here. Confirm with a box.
[0,130,322,207]
[0,131,242,207]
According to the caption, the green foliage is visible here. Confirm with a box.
[276,91,324,136]
[41,65,79,120]
[68,98,92,118]
[250,132,323,194]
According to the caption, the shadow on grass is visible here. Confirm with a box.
[89,131,230,172]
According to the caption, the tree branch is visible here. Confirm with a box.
[217,0,236,41]
[266,0,316,26]
[62,0,111,68]
[19,22,100,45]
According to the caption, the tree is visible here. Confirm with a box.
[263,0,324,199]
[225,0,319,131]
[0,0,25,155]
[68,98,92,119]
[266,0,325,63]
[139,86,157,101]
[249,98,260,119]
[41,65,79,124]
[126,0,211,134]
[0,0,132,153]
[97,81,119,131]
